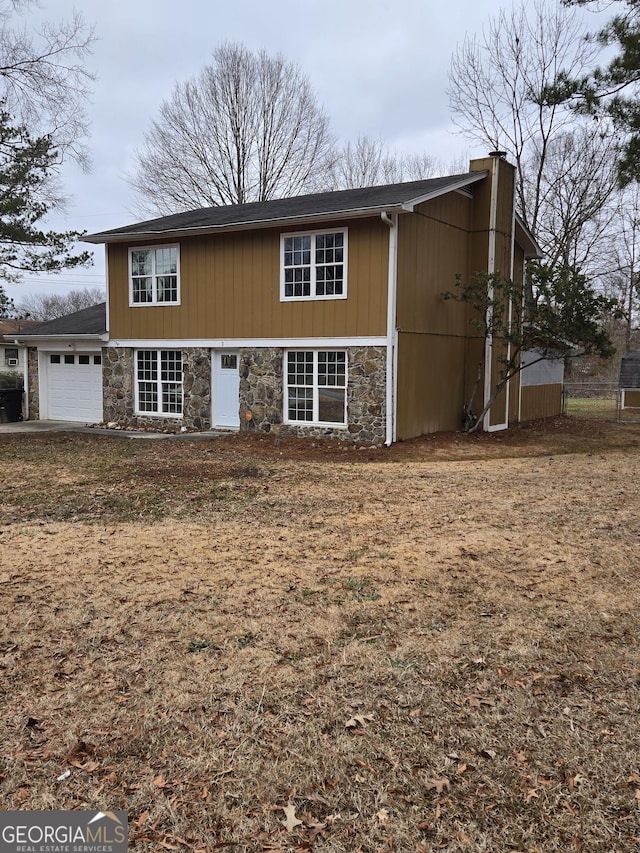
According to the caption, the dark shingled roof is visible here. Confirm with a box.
[619,350,640,388]
[17,302,106,337]
[85,173,485,242]
[0,317,41,338]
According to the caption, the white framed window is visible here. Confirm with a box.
[285,350,347,426]
[135,349,183,416]
[280,229,347,301]
[129,245,180,305]
[4,347,18,366]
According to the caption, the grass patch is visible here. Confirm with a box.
[0,424,639,849]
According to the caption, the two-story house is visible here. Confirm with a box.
[19,154,562,442]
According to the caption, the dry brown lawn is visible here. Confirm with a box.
[1,417,639,852]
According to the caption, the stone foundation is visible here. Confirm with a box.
[183,348,212,430]
[239,345,387,444]
[238,348,283,433]
[102,345,387,443]
[103,347,134,423]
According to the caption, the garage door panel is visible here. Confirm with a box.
[46,354,103,422]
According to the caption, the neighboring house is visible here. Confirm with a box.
[17,154,562,441]
[0,318,41,381]
[619,350,640,409]
[15,303,107,422]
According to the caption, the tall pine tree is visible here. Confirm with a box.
[0,107,90,315]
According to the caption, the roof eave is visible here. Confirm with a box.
[83,203,409,244]
[515,214,543,260]
[400,170,488,211]
[13,333,108,344]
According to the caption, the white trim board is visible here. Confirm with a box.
[108,336,388,349]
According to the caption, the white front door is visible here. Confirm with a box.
[213,351,240,428]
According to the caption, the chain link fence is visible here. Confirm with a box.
[562,382,640,423]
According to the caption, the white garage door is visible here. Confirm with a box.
[46,353,103,422]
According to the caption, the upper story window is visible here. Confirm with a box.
[129,245,180,306]
[281,229,347,301]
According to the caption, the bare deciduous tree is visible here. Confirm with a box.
[326,134,468,190]
[600,184,640,353]
[128,43,335,215]
[0,0,95,168]
[448,0,608,251]
[527,125,621,271]
[17,286,104,321]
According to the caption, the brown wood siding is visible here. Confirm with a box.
[395,193,474,438]
[108,218,389,341]
[509,367,521,424]
[396,332,468,439]
[520,384,563,421]
[396,192,473,335]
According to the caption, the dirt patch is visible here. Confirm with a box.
[1,418,639,851]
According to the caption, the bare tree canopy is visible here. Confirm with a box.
[16,286,104,321]
[326,135,466,190]
[0,0,95,167]
[128,43,335,215]
[448,0,625,275]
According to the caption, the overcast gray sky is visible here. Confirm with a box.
[6,0,534,302]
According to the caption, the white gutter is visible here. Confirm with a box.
[13,334,108,345]
[83,175,489,245]
[84,205,409,244]
[381,211,398,446]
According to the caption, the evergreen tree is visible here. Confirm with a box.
[548,0,640,184]
[0,107,90,309]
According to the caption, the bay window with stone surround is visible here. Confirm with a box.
[135,349,183,416]
[285,350,347,426]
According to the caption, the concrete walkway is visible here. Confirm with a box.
[0,420,231,440]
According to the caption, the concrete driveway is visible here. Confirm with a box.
[0,419,85,433]
[0,419,230,440]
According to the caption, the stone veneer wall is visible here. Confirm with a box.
[103,347,134,423]
[103,344,386,442]
[182,348,212,430]
[103,346,212,430]
[26,348,39,420]
[239,345,387,444]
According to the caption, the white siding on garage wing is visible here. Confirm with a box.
[42,352,103,422]
[520,350,565,386]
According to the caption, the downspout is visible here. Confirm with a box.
[381,211,398,446]
[104,244,110,337]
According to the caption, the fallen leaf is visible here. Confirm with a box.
[425,777,450,794]
[376,808,389,826]
[345,713,374,729]
[281,801,302,832]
